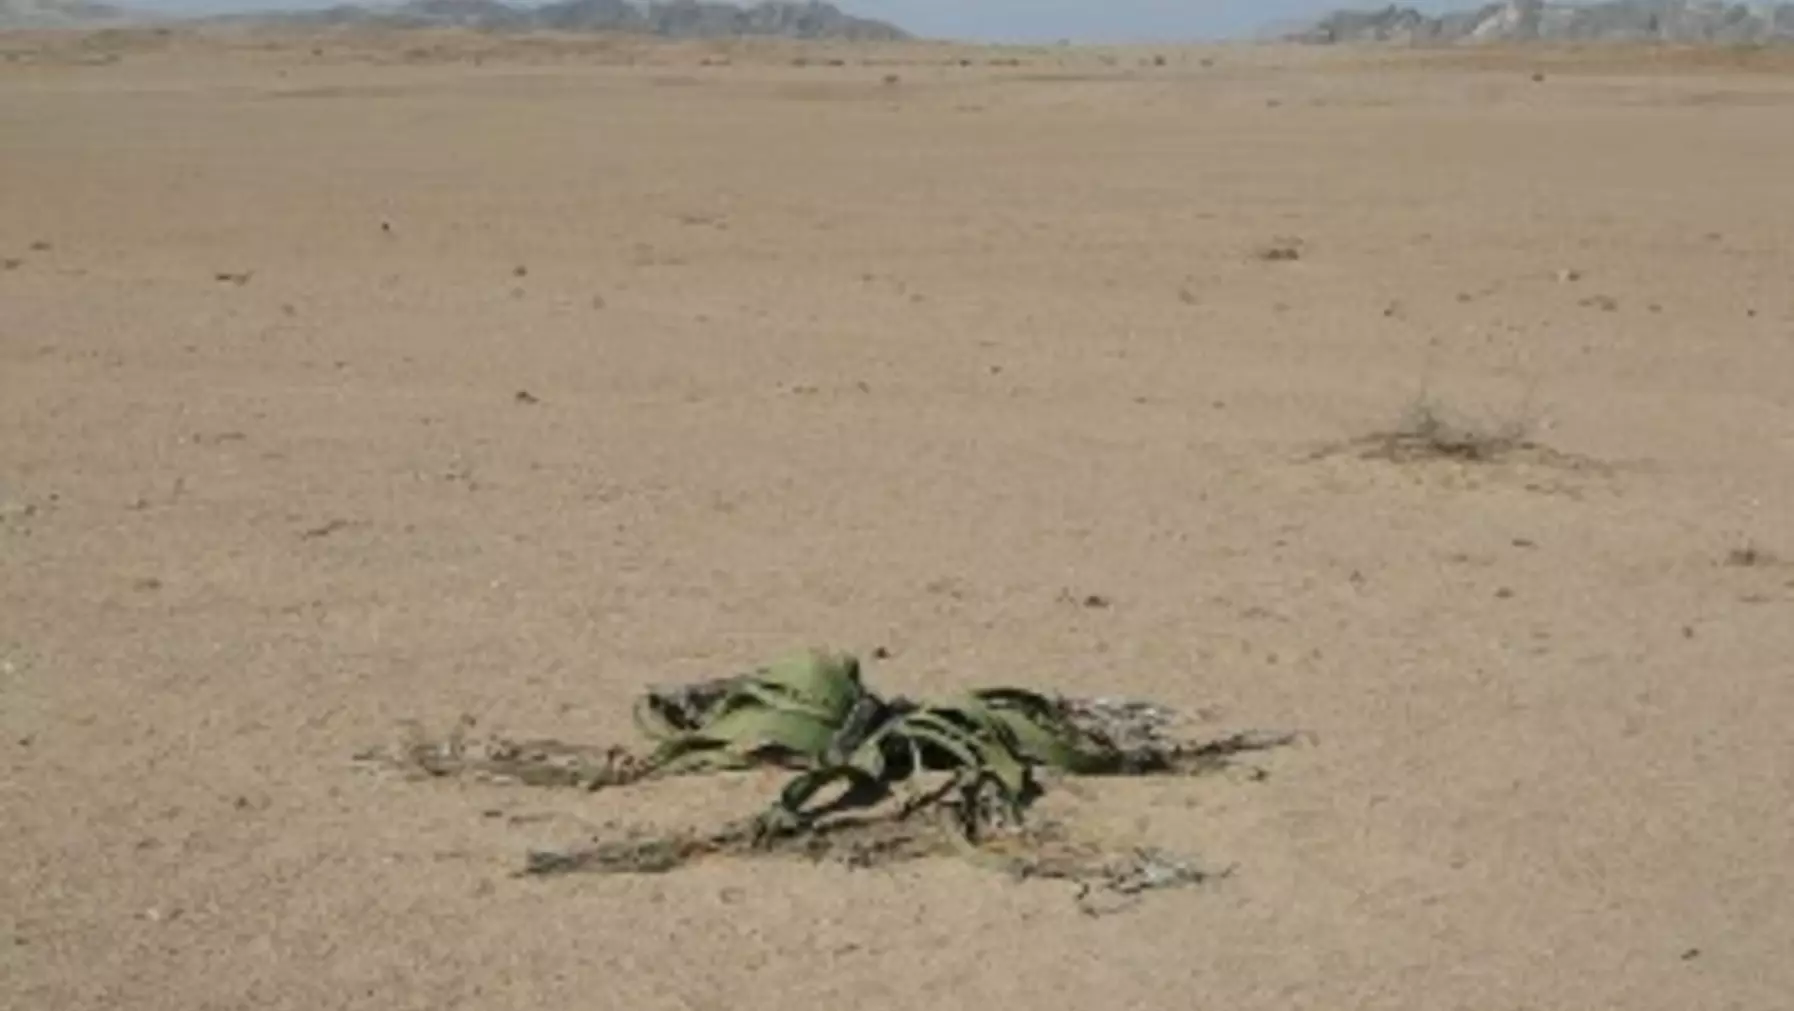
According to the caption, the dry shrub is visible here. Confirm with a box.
[1365,394,1538,463]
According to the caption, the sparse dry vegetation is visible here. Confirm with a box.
[1366,394,1539,463]
[1309,392,1558,465]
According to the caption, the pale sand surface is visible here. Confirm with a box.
[3,30,1793,1010]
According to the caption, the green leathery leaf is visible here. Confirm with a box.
[947,712,1031,799]
[977,740,1031,802]
[731,678,843,724]
[893,710,989,771]
[631,694,681,742]
[634,649,863,744]
[640,705,840,771]
[632,650,867,767]
[896,711,1029,803]
[746,649,864,721]
[640,735,757,777]
[632,678,771,743]
[923,698,1025,755]
[971,688,1120,774]
[840,727,889,781]
[844,717,924,783]
[908,700,1037,801]
[775,763,887,821]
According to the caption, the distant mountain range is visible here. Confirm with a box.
[15,0,1794,47]
[0,0,137,28]
[0,0,911,40]
[1289,1,1794,45]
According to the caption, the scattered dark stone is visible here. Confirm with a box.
[300,518,351,540]
[2,258,21,270]
[1531,72,1546,83]
[28,240,50,252]
[1255,238,1302,262]
[1512,538,1536,549]
[214,271,253,285]
[1060,589,1111,609]
[1681,948,1702,961]
[514,390,540,405]
[1494,587,1514,599]
[132,577,163,592]
[512,265,528,278]
[882,73,900,85]
[925,576,968,599]
[380,221,393,233]
[1152,54,1166,67]
[1579,294,1619,312]
[871,646,892,660]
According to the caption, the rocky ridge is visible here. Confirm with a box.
[1289,1,1794,45]
[0,0,910,40]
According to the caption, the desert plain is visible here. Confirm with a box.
[3,27,1794,1011]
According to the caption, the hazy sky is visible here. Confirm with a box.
[127,1,1472,41]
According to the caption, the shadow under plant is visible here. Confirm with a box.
[354,649,1302,915]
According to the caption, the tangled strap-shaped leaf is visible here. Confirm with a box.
[354,648,1300,909]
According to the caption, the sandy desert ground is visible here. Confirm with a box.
[3,27,1793,1011]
